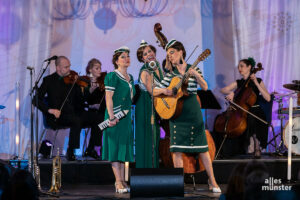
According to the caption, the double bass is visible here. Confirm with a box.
[214,64,263,138]
[154,23,216,174]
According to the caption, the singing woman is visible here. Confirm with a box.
[135,40,164,168]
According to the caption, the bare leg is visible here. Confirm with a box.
[111,162,125,191]
[199,152,219,188]
[253,134,261,157]
[172,152,183,168]
[120,162,129,188]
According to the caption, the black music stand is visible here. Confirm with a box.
[197,90,221,129]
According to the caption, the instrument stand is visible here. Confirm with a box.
[215,134,227,159]
[267,97,287,155]
[197,90,221,129]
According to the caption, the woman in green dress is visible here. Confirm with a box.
[102,46,136,193]
[135,40,164,168]
[153,40,221,193]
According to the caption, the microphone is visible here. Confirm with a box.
[149,61,157,69]
[26,66,34,70]
[44,55,58,62]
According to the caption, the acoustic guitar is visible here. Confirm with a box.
[154,49,211,119]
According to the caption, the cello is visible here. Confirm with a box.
[214,64,264,138]
[154,23,216,174]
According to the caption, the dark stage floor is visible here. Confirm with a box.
[39,184,225,200]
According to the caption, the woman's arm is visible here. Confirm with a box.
[250,74,271,102]
[105,91,119,126]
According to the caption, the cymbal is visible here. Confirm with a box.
[0,105,5,109]
[272,92,294,98]
[283,83,300,91]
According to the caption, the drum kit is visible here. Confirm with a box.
[272,80,300,155]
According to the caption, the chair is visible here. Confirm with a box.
[38,114,68,158]
[258,94,278,152]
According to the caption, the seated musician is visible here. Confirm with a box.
[220,57,271,158]
[135,40,164,168]
[153,40,221,193]
[34,56,102,161]
[83,58,106,158]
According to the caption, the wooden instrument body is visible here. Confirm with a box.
[214,85,257,138]
[154,76,187,120]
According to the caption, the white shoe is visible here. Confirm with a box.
[212,187,222,193]
[115,182,128,193]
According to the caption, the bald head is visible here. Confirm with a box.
[55,56,71,77]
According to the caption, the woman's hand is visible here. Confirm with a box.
[89,78,99,93]
[250,74,259,85]
[225,92,234,101]
[187,68,198,77]
[108,117,119,127]
[163,88,173,96]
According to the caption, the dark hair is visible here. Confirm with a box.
[112,51,129,69]
[136,45,157,63]
[2,170,39,200]
[225,163,247,200]
[166,41,186,59]
[239,57,262,71]
[86,58,102,75]
[55,56,69,66]
[243,161,270,200]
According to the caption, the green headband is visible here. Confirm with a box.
[165,39,177,50]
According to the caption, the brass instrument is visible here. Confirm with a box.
[49,148,62,193]
[33,157,41,190]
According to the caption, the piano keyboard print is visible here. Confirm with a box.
[98,110,129,130]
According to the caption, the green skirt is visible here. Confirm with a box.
[135,90,160,168]
[169,94,208,153]
[102,108,134,162]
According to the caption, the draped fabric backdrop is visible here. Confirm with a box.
[0,0,299,159]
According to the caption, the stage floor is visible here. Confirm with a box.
[38,153,300,186]
[39,184,224,200]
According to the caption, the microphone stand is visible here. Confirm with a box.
[151,71,155,168]
[30,61,51,166]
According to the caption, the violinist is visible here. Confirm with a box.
[135,40,164,168]
[35,56,102,161]
[83,58,106,158]
[153,40,221,193]
[220,57,270,158]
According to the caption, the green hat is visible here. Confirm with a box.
[114,46,130,55]
[139,40,148,48]
[165,39,177,50]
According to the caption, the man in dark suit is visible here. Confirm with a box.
[35,56,102,161]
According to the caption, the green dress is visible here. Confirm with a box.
[135,63,164,168]
[158,64,208,153]
[102,70,136,162]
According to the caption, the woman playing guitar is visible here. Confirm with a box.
[153,40,221,193]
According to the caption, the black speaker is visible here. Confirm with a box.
[130,168,184,198]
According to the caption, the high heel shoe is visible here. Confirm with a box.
[254,149,261,159]
[115,182,127,193]
[122,181,130,192]
[212,187,222,193]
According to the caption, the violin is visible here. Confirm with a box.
[63,70,89,88]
